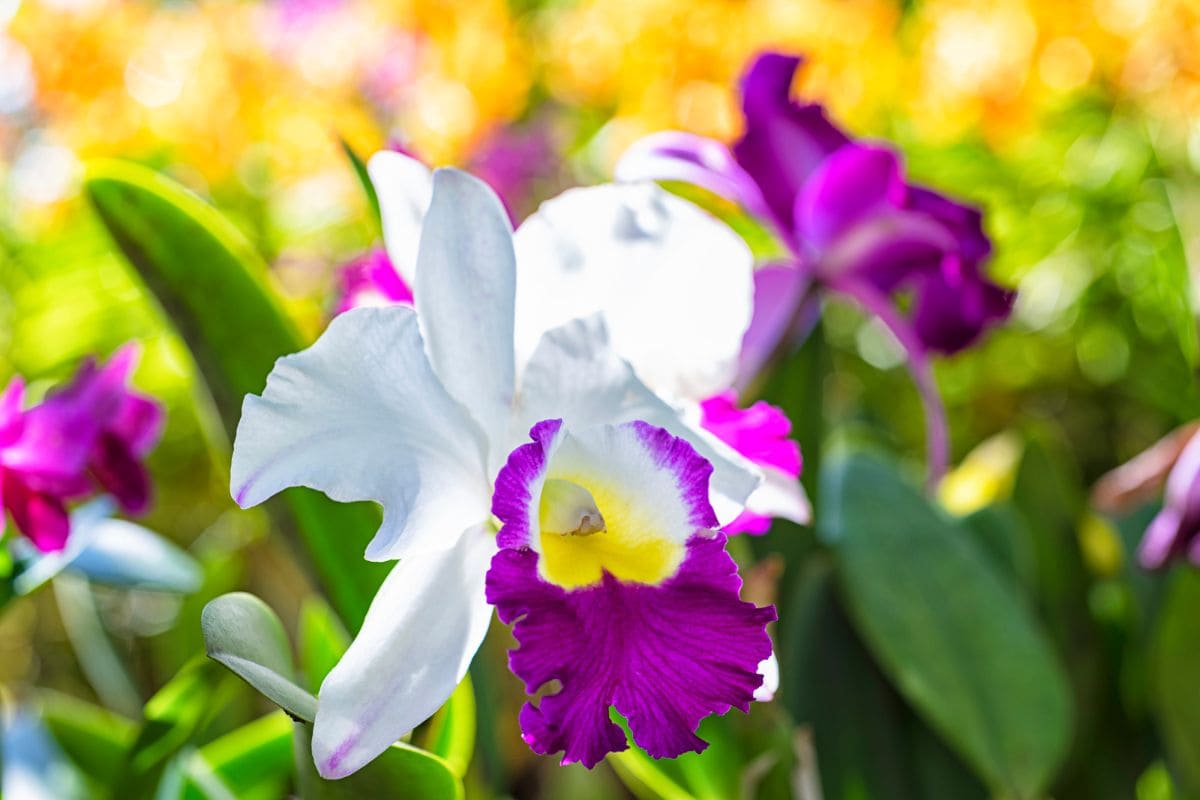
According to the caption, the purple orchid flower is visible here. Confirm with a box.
[0,346,164,553]
[335,248,414,313]
[487,418,774,767]
[1137,428,1200,569]
[617,52,1015,482]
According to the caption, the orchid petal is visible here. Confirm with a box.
[744,465,811,525]
[615,131,770,218]
[367,151,433,285]
[415,168,517,457]
[312,525,495,779]
[514,183,753,401]
[516,316,759,526]
[230,306,491,561]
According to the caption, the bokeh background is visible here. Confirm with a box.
[2,0,1200,797]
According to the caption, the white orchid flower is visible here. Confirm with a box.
[370,151,811,531]
[230,167,763,778]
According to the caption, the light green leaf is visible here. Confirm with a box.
[37,690,136,789]
[820,450,1073,799]
[340,138,382,232]
[111,657,237,797]
[420,677,475,778]
[201,593,316,722]
[84,159,387,629]
[180,712,293,800]
[298,597,350,695]
[293,722,463,800]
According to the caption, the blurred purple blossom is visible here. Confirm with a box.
[618,52,1015,481]
[1138,428,1200,569]
[0,346,163,552]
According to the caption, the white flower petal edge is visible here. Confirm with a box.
[516,315,760,526]
[416,169,517,460]
[313,525,496,779]
[746,465,812,526]
[229,306,491,561]
[368,151,433,285]
[512,183,754,401]
[754,652,780,703]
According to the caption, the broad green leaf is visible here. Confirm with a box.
[201,593,316,722]
[780,559,986,800]
[180,712,293,800]
[298,597,350,695]
[111,657,236,797]
[420,678,475,778]
[37,691,136,789]
[820,450,1073,799]
[84,159,387,629]
[293,722,463,800]
[1151,570,1200,793]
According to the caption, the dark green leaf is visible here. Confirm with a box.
[201,592,316,722]
[1151,569,1200,793]
[821,449,1073,798]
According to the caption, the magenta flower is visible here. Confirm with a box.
[0,346,163,552]
[618,52,1015,480]
[487,419,775,767]
[698,391,805,535]
[335,248,414,313]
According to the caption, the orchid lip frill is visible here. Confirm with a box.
[616,51,1015,481]
[229,166,771,778]
[487,419,775,767]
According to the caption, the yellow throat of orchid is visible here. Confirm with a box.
[537,477,685,590]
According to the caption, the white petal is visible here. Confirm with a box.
[754,651,779,703]
[312,526,495,779]
[515,315,758,525]
[367,151,433,285]
[230,306,491,561]
[745,465,812,525]
[513,183,754,401]
[415,168,516,458]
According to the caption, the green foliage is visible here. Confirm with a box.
[421,678,477,778]
[820,449,1073,798]
[83,159,388,630]
[1151,570,1200,794]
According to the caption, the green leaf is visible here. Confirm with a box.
[201,592,316,722]
[780,558,986,800]
[180,712,294,800]
[1151,570,1200,793]
[298,597,351,695]
[820,449,1073,799]
[37,691,136,790]
[340,138,382,232]
[420,678,475,778]
[293,722,463,800]
[112,657,237,797]
[83,159,387,629]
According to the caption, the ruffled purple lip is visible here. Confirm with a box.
[486,419,775,767]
